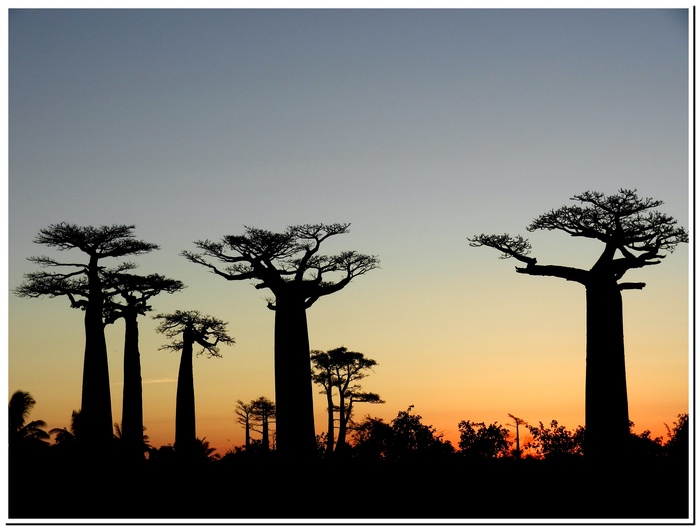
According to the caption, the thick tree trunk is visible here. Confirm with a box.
[273,295,316,460]
[80,293,113,451]
[121,312,144,460]
[584,280,630,462]
[175,335,196,458]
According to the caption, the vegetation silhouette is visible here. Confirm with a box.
[14,223,159,451]
[154,310,234,461]
[182,223,379,459]
[469,189,688,462]
[8,390,50,452]
[311,346,384,456]
[104,272,185,462]
[7,392,689,519]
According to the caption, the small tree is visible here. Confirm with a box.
[251,396,276,451]
[352,406,454,463]
[526,420,584,460]
[457,420,511,459]
[8,390,50,451]
[469,190,687,461]
[155,310,234,459]
[507,414,527,460]
[235,400,254,450]
[182,223,379,459]
[310,346,384,455]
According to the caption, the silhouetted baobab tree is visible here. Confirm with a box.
[251,396,276,451]
[469,189,688,461]
[182,223,379,459]
[310,346,383,455]
[235,400,254,450]
[154,310,234,459]
[14,223,159,451]
[104,272,185,461]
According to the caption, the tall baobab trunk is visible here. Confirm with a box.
[121,311,144,460]
[274,295,316,459]
[584,279,630,461]
[175,330,196,458]
[80,263,113,451]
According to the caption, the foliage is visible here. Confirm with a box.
[525,420,584,460]
[457,420,511,459]
[8,390,50,449]
[154,310,234,356]
[311,346,383,454]
[351,406,454,462]
[182,223,380,310]
[664,413,689,460]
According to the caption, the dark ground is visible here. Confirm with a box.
[8,453,691,521]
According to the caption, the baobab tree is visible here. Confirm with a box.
[310,346,383,455]
[104,272,185,461]
[235,400,254,450]
[251,396,276,451]
[235,396,276,451]
[469,189,687,461]
[154,310,234,459]
[14,223,159,450]
[182,223,379,459]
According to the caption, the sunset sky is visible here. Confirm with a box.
[7,7,692,455]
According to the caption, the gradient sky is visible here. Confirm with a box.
[7,8,691,455]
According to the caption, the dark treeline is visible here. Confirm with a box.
[8,393,690,519]
[9,189,691,520]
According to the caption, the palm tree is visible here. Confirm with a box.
[49,409,83,449]
[9,390,50,450]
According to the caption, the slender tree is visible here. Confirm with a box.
[14,223,159,451]
[469,189,687,461]
[235,400,254,450]
[251,396,276,451]
[182,223,379,459]
[507,414,527,460]
[310,346,384,455]
[104,272,185,461]
[154,310,234,459]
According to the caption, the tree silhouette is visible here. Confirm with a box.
[250,396,276,451]
[526,420,584,460]
[457,420,511,459]
[310,346,384,456]
[154,310,234,459]
[507,413,527,460]
[469,189,687,461]
[8,390,50,451]
[182,223,379,459]
[14,223,159,450]
[104,272,185,461]
[235,400,255,450]
[49,409,83,450]
[235,397,276,452]
[353,406,454,462]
